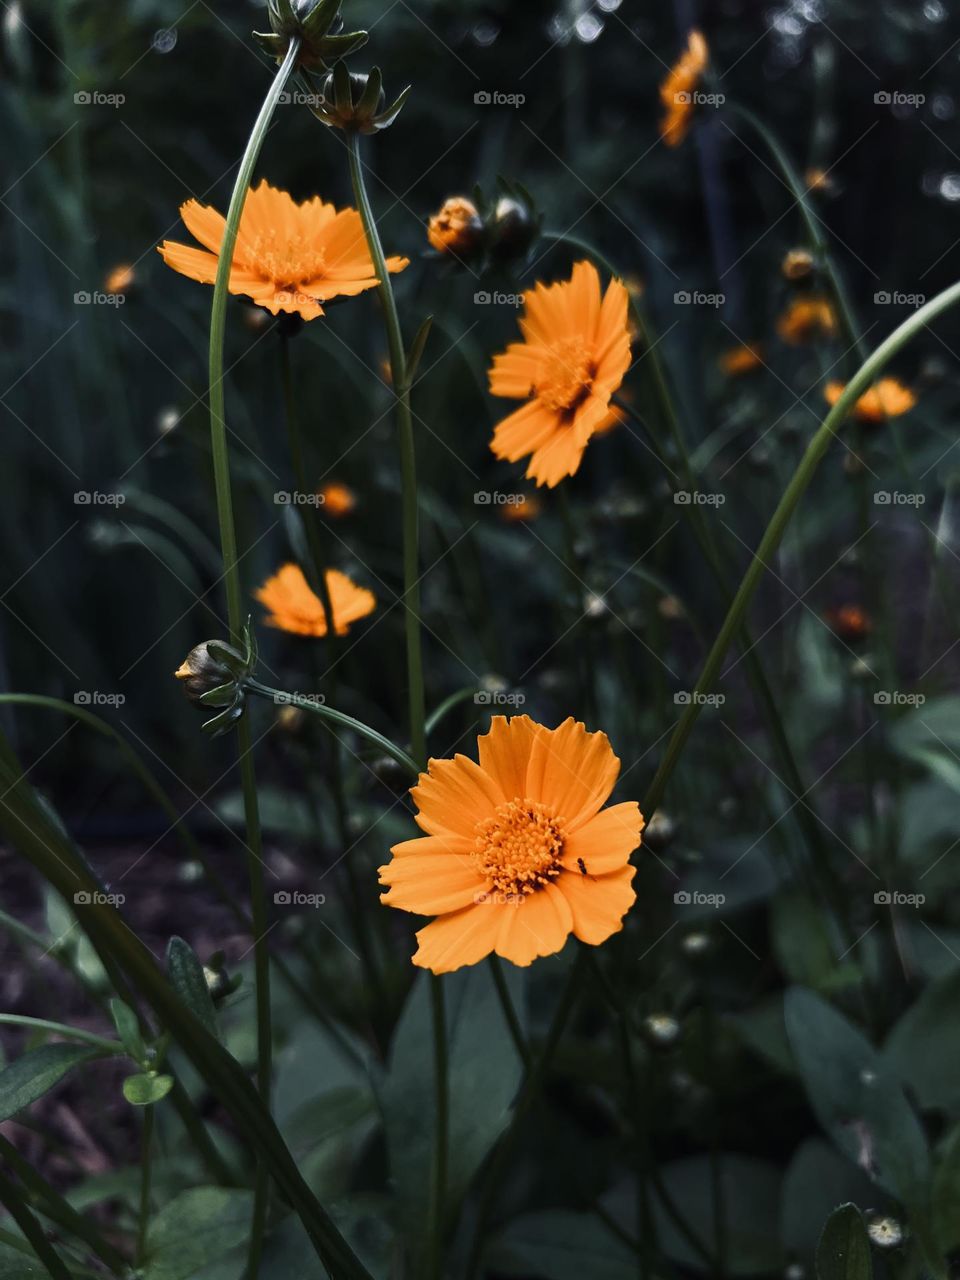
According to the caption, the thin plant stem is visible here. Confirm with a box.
[136,1104,155,1266]
[488,954,531,1070]
[204,40,299,1280]
[643,278,960,817]
[425,685,480,738]
[0,1015,121,1054]
[0,1168,73,1280]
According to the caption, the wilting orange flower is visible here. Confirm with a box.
[824,378,916,423]
[719,343,763,376]
[319,482,356,517]
[501,494,542,523]
[487,261,631,488]
[776,296,837,344]
[427,196,483,255]
[104,263,135,294]
[255,563,375,637]
[158,180,409,321]
[825,604,871,642]
[379,715,643,972]
[659,30,709,146]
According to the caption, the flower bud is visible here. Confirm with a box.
[428,197,484,256]
[254,0,368,72]
[490,194,537,260]
[310,62,410,133]
[174,640,243,702]
[781,248,814,281]
[174,621,258,736]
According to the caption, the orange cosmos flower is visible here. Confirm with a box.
[255,563,375,637]
[427,196,484,255]
[158,180,409,322]
[319,482,356,517]
[379,715,643,973]
[487,260,631,488]
[104,263,135,295]
[805,167,834,194]
[659,30,709,146]
[501,494,542,523]
[719,343,763,376]
[823,378,916,423]
[776,296,837,344]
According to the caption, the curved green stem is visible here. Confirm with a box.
[0,1014,121,1055]
[425,685,479,738]
[643,278,960,817]
[245,679,418,776]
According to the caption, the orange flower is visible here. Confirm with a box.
[825,604,871,642]
[379,715,643,972]
[158,180,409,321]
[781,248,814,281]
[104,263,135,294]
[659,30,709,147]
[776,296,837,344]
[805,167,834,193]
[427,196,483,255]
[501,494,542,523]
[487,261,631,488]
[718,343,763,376]
[255,563,375,636]
[823,378,916,423]
[319,482,356,517]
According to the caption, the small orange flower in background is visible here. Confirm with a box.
[104,263,135,295]
[379,715,643,973]
[776,296,837,344]
[159,180,409,321]
[255,563,375,636]
[719,343,764,376]
[805,167,834,194]
[487,260,631,488]
[825,604,871,642]
[501,494,542,523]
[781,248,814,281]
[824,378,916,423]
[319,482,357,517]
[659,30,709,147]
[427,196,484,255]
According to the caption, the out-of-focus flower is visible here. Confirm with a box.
[659,30,709,147]
[805,167,834,193]
[781,248,814,281]
[825,604,871,642]
[824,378,916,422]
[319,482,356,516]
[776,296,837,344]
[718,343,763,376]
[158,180,408,321]
[104,263,135,295]
[427,196,484,255]
[501,494,542,522]
[255,563,375,636]
[487,260,631,487]
[378,715,643,972]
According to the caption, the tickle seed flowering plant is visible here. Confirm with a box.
[5,6,960,1280]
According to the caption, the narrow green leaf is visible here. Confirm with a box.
[0,1043,100,1124]
[816,1204,872,1280]
[405,315,434,386]
[167,937,219,1040]
[109,999,146,1064]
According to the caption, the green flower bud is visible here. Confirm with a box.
[253,0,368,72]
[174,620,258,737]
[309,62,410,133]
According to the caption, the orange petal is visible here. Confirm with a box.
[477,715,538,803]
[158,241,220,285]
[379,849,483,916]
[411,903,503,972]
[489,343,543,400]
[494,883,573,966]
[526,426,589,488]
[411,754,503,840]
[179,199,227,256]
[491,400,560,464]
[525,718,620,829]
[558,863,637,946]
[562,801,644,875]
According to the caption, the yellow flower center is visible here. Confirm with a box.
[536,338,595,415]
[473,798,565,897]
[248,229,327,286]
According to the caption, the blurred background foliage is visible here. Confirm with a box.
[4,0,960,1276]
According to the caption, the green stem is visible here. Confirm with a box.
[0,1168,73,1280]
[205,47,299,1280]
[488,954,531,1070]
[643,278,960,817]
[425,685,480,738]
[0,1136,126,1275]
[136,1104,155,1266]
[346,130,426,767]
[245,679,418,776]
[0,1015,121,1055]
[426,975,449,1280]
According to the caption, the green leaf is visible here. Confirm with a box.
[0,1043,99,1123]
[143,1187,253,1280]
[404,315,434,386]
[123,1072,174,1106]
[815,1204,872,1280]
[110,999,146,1064]
[781,1140,885,1266]
[771,893,858,992]
[167,937,219,1040]
[486,1210,636,1279]
[784,987,930,1206]
[885,967,960,1113]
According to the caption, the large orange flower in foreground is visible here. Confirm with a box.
[255,564,375,636]
[158,180,408,321]
[659,30,709,146]
[487,261,631,488]
[379,715,643,973]
[824,378,916,423]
